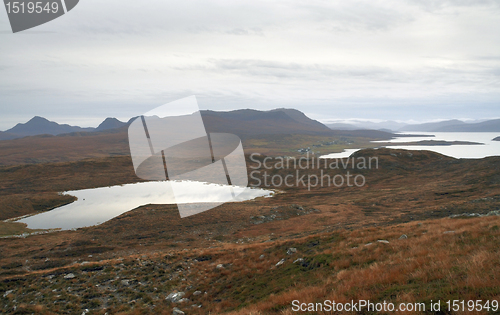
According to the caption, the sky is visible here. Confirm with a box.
[1,0,499,130]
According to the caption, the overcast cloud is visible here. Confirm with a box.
[0,0,499,129]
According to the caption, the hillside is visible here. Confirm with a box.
[269,108,331,131]
[201,108,331,136]
[0,131,19,141]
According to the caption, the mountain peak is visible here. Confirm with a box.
[28,116,51,123]
[30,115,47,120]
[95,117,126,132]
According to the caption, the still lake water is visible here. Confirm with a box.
[321,132,500,159]
[17,181,272,230]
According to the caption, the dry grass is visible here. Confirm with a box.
[0,149,499,313]
[225,216,500,315]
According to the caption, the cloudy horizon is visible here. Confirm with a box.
[1,0,499,130]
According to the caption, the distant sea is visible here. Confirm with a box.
[321,132,500,159]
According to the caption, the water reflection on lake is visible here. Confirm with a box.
[320,132,500,159]
[319,148,361,159]
[17,181,273,230]
[375,132,500,159]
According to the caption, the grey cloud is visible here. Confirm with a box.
[407,0,500,11]
[174,59,395,81]
[296,1,415,32]
[186,25,264,36]
[174,58,497,89]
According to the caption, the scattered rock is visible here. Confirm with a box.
[259,254,265,259]
[450,212,480,218]
[166,292,185,303]
[178,298,190,303]
[293,258,304,264]
[193,291,202,296]
[64,273,75,279]
[443,231,455,234]
[121,280,130,286]
[377,240,389,244]
[450,210,500,218]
[216,264,224,269]
[276,259,286,267]
[3,290,13,297]
[287,248,297,255]
[172,307,185,315]
[364,243,373,246]
[399,234,408,239]
[488,210,500,216]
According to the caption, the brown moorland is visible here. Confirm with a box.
[0,147,500,314]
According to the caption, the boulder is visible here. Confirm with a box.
[64,273,75,279]
[166,292,185,303]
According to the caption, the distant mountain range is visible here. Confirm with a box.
[327,119,500,132]
[398,120,466,132]
[400,119,500,132]
[0,116,127,141]
[0,109,334,141]
[0,109,396,166]
[4,112,498,142]
[326,120,407,131]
